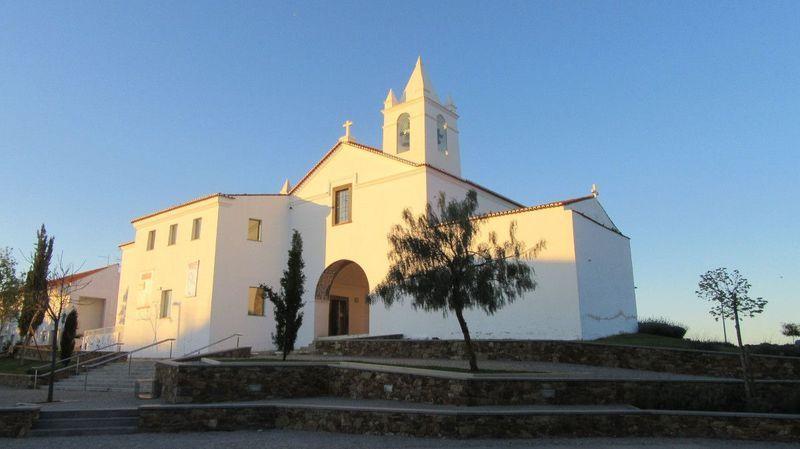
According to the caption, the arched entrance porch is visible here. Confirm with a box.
[314,260,369,338]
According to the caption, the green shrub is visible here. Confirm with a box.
[637,318,688,339]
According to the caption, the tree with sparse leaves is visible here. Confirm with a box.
[372,190,543,372]
[60,309,78,367]
[696,268,767,402]
[782,323,800,340]
[261,230,305,361]
[0,248,22,348]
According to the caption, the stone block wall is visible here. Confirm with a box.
[0,406,38,438]
[155,361,800,413]
[138,403,800,442]
[314,339,800,380]
[156,361,328,403]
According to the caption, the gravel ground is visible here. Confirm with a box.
[3,430,799,449]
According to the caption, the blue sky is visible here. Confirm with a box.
[1,1,798,343]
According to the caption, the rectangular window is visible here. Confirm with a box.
[333,184,352,225]
[247,287,265,316]
[159,289,172,318]
[146,230,156,251]
[168,224,178,246]
[247,219,262,241]
[191,218,202,240]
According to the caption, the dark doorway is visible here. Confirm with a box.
[328,295,349,336]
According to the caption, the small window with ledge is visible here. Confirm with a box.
[191,218,202,240]
[333,184,352,225]
[146,230,156,251]
[247,286,265,316]
[159,289,172,319]
[247,219,262,241]
[168,224,178,246]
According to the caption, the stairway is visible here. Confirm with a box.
[30,408,139,437]
[53,359,157,392]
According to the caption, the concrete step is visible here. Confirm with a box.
[31,409,139,437]
[29,426,138,437]
[41,409,138,419]
[34,416,138,430]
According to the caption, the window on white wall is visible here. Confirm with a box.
[159,290,172,319]
[333,185,352,225]
[397,113,410,152]
[191,218,202,240]
[146,230,156,251]
[247,219,262,241]
[247,287,265,316]
[168,224,178,246]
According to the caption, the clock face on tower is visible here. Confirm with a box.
[437,115,447,153]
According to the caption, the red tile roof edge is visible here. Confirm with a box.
[571,210,629,239]
[469,195,596,221]
[49,264,117,287]
[289,140,523,208]
[130,193,234,224]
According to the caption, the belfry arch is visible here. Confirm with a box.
[314,260,370,338]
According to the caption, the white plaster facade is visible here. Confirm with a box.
[114,59,638,357]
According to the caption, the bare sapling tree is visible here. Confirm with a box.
[372,190,544,372]
[44,256,90,402]
[696,268,767,402]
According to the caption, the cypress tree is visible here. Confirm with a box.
[18,225,54,350]
[60,309,78,366]
[262,230,305,360]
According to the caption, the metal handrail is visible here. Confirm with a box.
[180,333,242,358]
[31,341,123,389]
[81,338,175,390]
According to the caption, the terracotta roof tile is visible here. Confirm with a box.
[49,264,117,287]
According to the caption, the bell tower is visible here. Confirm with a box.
[381,57,461,177]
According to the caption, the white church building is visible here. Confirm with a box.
[113,59,637,356]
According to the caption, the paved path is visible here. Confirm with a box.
[3,430,797,448]
[0,385,150,410]
[258,354,733,380]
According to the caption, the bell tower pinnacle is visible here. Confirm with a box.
[381,57,461,177]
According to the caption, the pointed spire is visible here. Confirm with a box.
[591,184,599,197]
[403,56,438,102]
[384,89,399,109]
[445,94,457,113]
[280,179,291,194]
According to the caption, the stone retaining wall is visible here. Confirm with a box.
[138,403,800,442]
[155,361,800,413]
[0,406,38,438]
[0,374,32,389]
[314,339,800,380]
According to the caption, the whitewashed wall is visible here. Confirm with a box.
[572,211,638,339]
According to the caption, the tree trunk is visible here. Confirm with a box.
[454,307,478,372]
[47,317,59,403]
[732,306,753,403]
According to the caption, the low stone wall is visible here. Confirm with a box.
[314,339,800,380]
[138,403,800,442]
[156,361,800,413]
[0,374,32,389]
[155,361,328,403]
[0,406,39,438]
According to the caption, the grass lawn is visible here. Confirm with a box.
[595,333,737,352]
[0,357,43,375]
